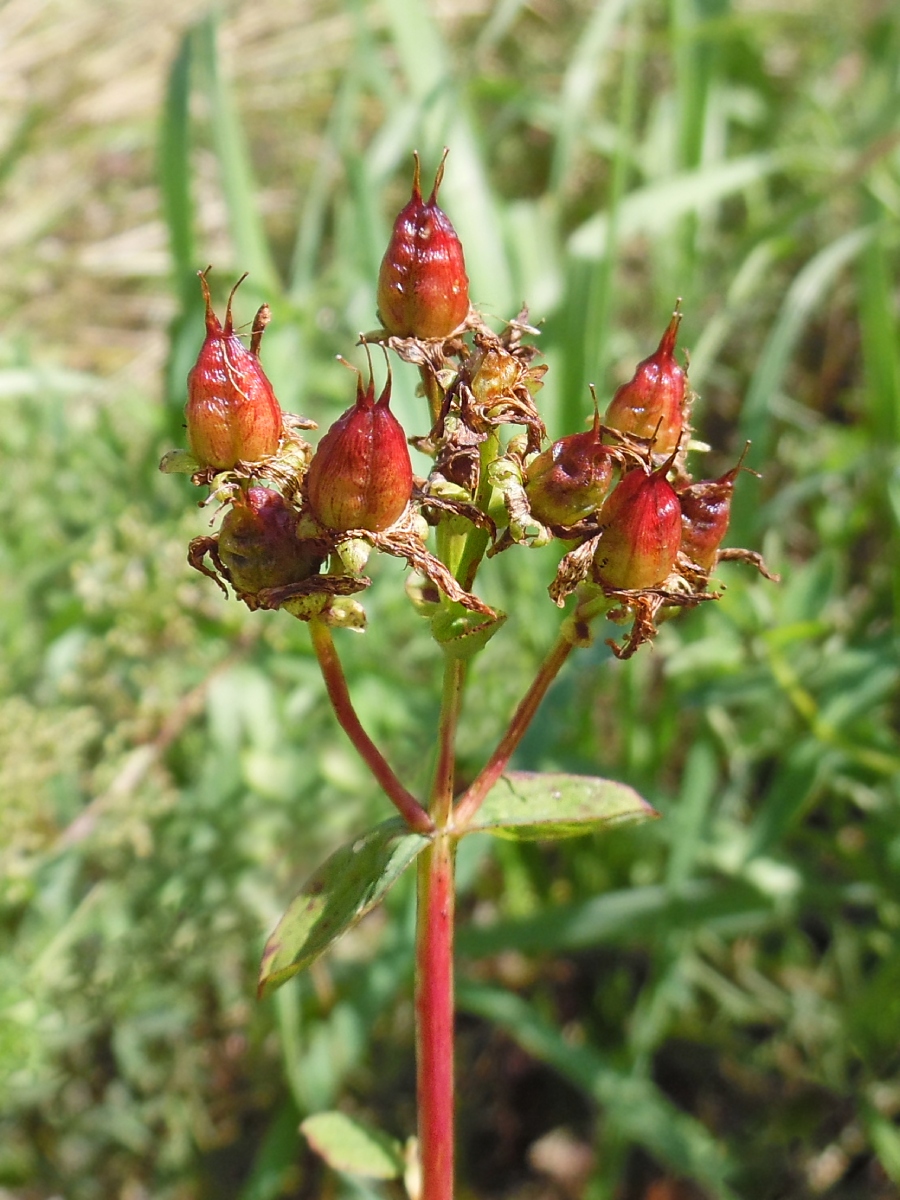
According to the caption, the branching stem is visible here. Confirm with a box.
[308,617,434,834]
[454,630,575,828]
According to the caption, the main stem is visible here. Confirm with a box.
[416,655,464,1199]
[415,831,455,1200]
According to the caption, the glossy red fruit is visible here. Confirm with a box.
[376,150,469,339]
[679,452,748,571]
[306,359,413,532]
[604,309,686,455]
[185,271,283,470]
[593,464,682,589]
[219,488,322,595]
[525,411,613,527]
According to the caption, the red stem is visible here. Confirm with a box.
[308,618,434,835]
[415,832,455,1200]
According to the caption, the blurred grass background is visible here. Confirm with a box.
[1,0,899,1197]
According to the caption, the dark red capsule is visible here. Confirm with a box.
[525,411,613,527]
[679,450,750,571]
[306,359,413,533]
[605,309,686,455]
[593,464,682,589]
[376,150,469,340]
[218,488,321,596]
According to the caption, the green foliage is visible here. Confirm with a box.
[1,1,899,1198]
[300,1111,406,1181]
[468,770,659,840]
[259,819,429,999]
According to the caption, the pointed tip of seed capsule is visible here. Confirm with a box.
[427,147,450,204]
[588,383,602,438]
[198,267,221,335]
[223,272,249,336]
[197,267,249,337]
[410,150,423,203]
[657,300,683,359]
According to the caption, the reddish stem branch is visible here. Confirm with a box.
[415,832,455,1200]
[454,631,574,828]
[308,618,434,835]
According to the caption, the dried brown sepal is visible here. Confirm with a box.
[188,535,230,597]
[716,546,780,581]
[603,583,719,659]
[255,573,372,611]
[549,536,722,658]
[416,485,497,536]
[371,331,469,376]
[549,537,601,607]
[250,304,272,357]
[365,525,497,618]
[428,418,486,495]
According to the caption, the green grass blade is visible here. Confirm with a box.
[158,29,195,290]
[193,13,280,294]
[739,223,877,456]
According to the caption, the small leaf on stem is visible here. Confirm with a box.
[301,1111,405,1180]
[459,770,658,840]
[258,817,431,998]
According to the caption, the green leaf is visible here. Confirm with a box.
[301,1111,404,1180]
[258,819,430,998]
[462,770,658,840]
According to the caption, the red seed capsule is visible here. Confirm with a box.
[219,487,322,596]
[593,464,682,589]
[525,411,613,527]
[306,357,413,533]
[376,150,469,340]
[185,271,283,470]
[679,450,750,571]
[604,309,686,455]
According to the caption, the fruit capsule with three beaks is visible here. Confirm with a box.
[306,354,413,533]
[185,270,283,470]
[679,447,752,571]
[218,487,322,596]
[376,150,469,340]
[525,410,614,528]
